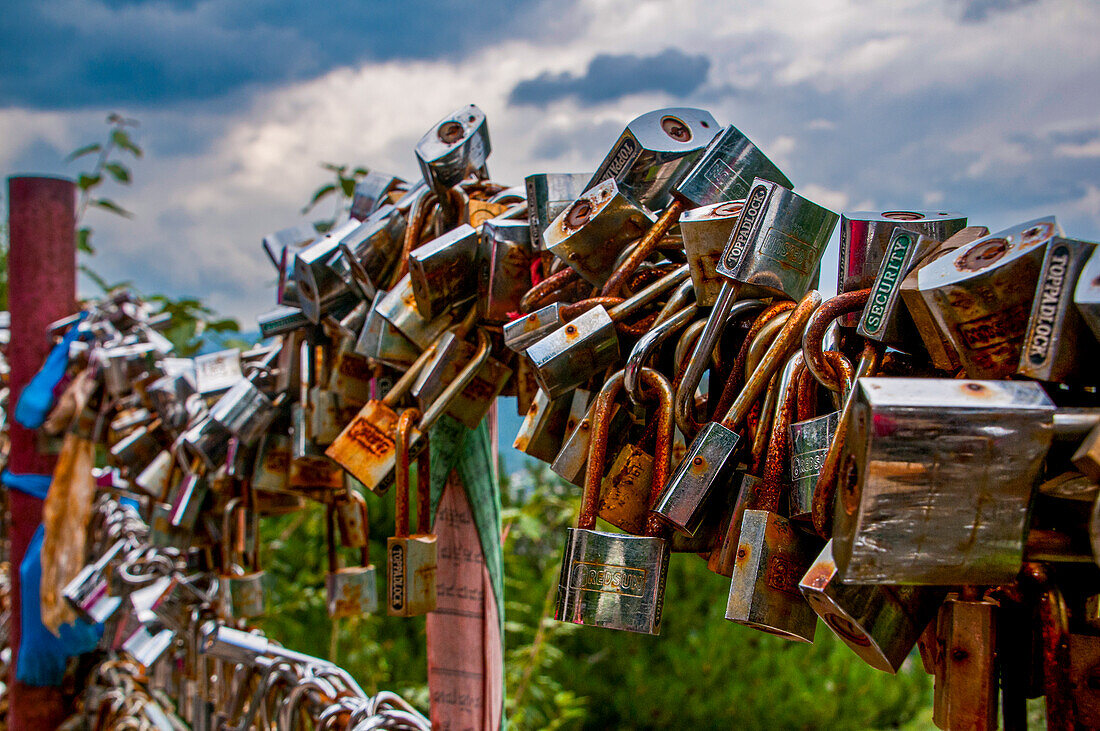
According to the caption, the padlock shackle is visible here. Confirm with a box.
[519,267,581,313]
[393,188,437,286]
[802,288,871,392]
[640,370,675,538]
[394,408,423,539]
[720,290,822,431]
[744,311,792,380]
[753,353,804,514]
[710,301,796,422]
[381,339,440,409]
[601,200,686,298]
[607,263,689,322]
[580,371,625,531]
[418,329,491,434]
[674,293,766,437]
[625,303,698,406]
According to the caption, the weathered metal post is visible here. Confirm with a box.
[6,176,77,731]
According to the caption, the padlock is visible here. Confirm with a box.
[585,107,719,211]
[478,217,534,323]
[855,228,943,348]
[680,200,745,306]
[328,329,490,493]
[145,371,199,432]
[387,408,437,617]
[109,419,163,475]
[328,340,373,407]
[376,273,456,349]
[416,104,490,194]
[262,221,316,261]
[513,388,575,464]
[336,203,408,294]
[552,388,627,487]
[193,348,244,396]
[251,433,290,494]
[176,415,233,472]
[207,377,278,447]
[63,537,133,623]
[526,264,690,399]
[102,342,159,398]
[411,326,512,430]
[167,467,209,533]
[525,172,591,249]
[656,292,820,536]
[833,378,1055,584]
[544,178,655,286]
[799,540,944,672]
[408,223,480,320]
[326,495,377,618]
[503,303,566,354]
[123,624,178,673]
[293,218,362,324]
[218,499,266,619]
[350,172,405,221]
[357,290,420,368]
[555,368,673,635]
[913,216,1061,378]
[932,594,998,731]
[1017,237,1099,382]
[1075,246,1100,342]
[838,210,967,327]
[288,402,345,500]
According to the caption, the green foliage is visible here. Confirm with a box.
[302,163,370,233]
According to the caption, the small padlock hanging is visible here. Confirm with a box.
[326,493,377,618]
[387,408,436,617]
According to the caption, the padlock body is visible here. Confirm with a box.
[411,332,512,430]
[788,411,839,521]
[387,535,438,617]
[834,378,1054,584]
[527,306,620,400]
[478,218,534,323]
[555,528,669,635]
[653,421,740,536]
[726,510,817,642]
[673,124,792,209]
[409,224,480,320]
[513,389,574,464]
[526,172,590,249]
[596,444,655,535]
[327,566,378,617]
[220,570,266,619]
[327,400,402,495]
[680,200,744,306]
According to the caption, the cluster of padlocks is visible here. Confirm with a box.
[40,102,1100,729]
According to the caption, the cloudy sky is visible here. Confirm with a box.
[2,0,1098,325]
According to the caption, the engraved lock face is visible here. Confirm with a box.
[856,228,941,346]
[337,204,408,293]
[415,104,490,192]
[326,400,403,495]
[680,200,745,307]
[525,172,591,250]
[838,210,968,327]
[410,331,512,430]
[586,107,720,211]
[799,540,943,673]
[526,306,620,400]
[1074,247,1100,342]
[544,179,656,286]
[409,224,480,320]
[293,219,362,324]
[1017,237,1099,382]
[503,303,565,354]
[357,290,420,368]
[327,566,378,618]
[833,378,1055,585]
[386,535,437,617]
[350,172,405,221]
[915,216,1061,378]
[377,274,456,349]
[208,379,277,447]
[513,388,575,464]
[725,510,817,642]
[252,435,290,494]
[672,124,792,210]
[555,528,669,635]
[716,179,839,300]
[478,218,534,323]
[653,421,741,537]
[193,349,244,396]
[788,411,839,522]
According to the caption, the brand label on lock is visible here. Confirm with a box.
[569,561,647,597]
[389,543,405,611]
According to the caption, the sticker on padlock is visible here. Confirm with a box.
[326,495,377,618]
[387,409,436,617]
[555,368,673,635]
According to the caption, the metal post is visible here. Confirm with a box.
[6,176,77,731]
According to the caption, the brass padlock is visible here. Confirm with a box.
[525,172,590,249]
[838,209,967,327]
[218,499,266,619]
[1017,237,1099,382]
[387,408,436,617]
[913,216,1061,378]
[326,494,377,618]
[833,378,1055,584]
[800,540,944,673]
[555,368,673,635]
[584,107,719,211]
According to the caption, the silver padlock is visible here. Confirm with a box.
[503,303,565,354]
[856,228,942,347]
[525,172,590,249]
[123,624,177,673]
[356,290,420,368]
[513,388,575,464]
[478,218,534,323]
[350,172,405,220]
[218,500,266,619]
[167,469,208,532]
[913,216,1061,378]
[176,416,233,472]
[376,273,456,349]
[1017,237,1099,382]
[833,378,1055,584]
[146,371,199,433]
[800,540,944,673]
[410,329,512,430]
[193,349,244,396]
[680,200,745,306]
[208,377,277,447]
[252,434,290,494]
[837,210,967,327]
[293,218,362,324]
[544,178,655,286]
[409,224,480,320]
[257,304,311,340]
[585,107,719,211]
[326,496,378,618]
[1074,246,1100,342]
[336,203,408,294]
[671,123,792,212]
[415,104,490,212]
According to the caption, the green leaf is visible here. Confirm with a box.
[301,183,337,214]
[205,317,240,333]
[339,175,356,197]
[320,162,346,173]
[313,220,334,234]
[75,227,95,254]
[66,143,102,161]
[111,128,143,158]
[352,167,369,177]
[104,162,131,183]
[77,173,102,192]
[78,264,130,294]
[91,198,134,218]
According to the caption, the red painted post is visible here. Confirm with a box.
[6,176,77,731]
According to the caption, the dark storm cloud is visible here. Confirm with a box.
[958,0,1039,22]
[0,0,543,109]
[508,49,711,106]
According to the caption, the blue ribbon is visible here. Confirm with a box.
[1,470,52,500]
[14,311,87,430]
